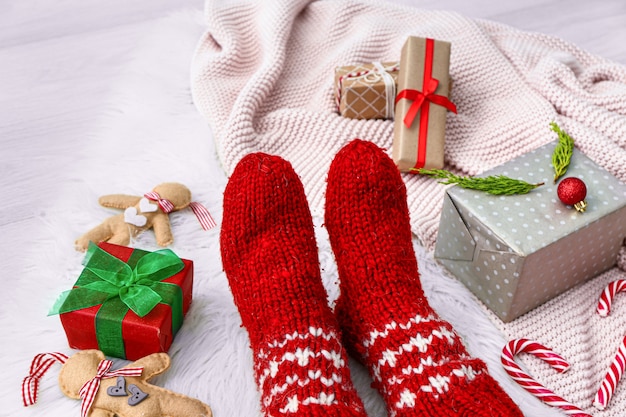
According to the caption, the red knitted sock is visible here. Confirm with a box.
[324,139,523,417]
[221,152,367,417]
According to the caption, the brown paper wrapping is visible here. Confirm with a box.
[392,36,453,172]
[335,62,399,120]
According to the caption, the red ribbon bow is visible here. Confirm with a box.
[144,191,175,213]
[22,352,69,407]
[144,191,216,230]
[395,77,457,128]
[23,353,143,416]
[394,38,457,170]
[79,359,143,417]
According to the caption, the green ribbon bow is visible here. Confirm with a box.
[50,242,186,358]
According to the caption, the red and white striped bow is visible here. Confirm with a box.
[144,191,175,213]
[22,352,69,407]
[144,191,216,230]
[79,359,143,417]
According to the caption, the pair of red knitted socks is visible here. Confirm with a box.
[220,139,523,417]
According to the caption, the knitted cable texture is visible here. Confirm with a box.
[194,0,626,413]
[191,0,626,249]
[220,153,367,417]
[324,140,523,417]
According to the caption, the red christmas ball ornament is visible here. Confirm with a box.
[557,177,587,213]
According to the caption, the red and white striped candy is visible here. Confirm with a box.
[595,335,626,410]
[594,280,626,410]
[597,279,626,317]
[501,339,591,417]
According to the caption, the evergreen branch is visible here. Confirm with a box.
[550,121,574,183]
[414,168,544,195]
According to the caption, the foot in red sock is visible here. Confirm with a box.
[221,152,367,417]
[324,139,523,417]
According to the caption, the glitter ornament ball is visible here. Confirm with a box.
[557,177,587,212]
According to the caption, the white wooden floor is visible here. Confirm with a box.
[3,0,625,59]
[405,0,626,64]
[2,1,624,212]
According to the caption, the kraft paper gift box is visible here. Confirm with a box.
[392,36,456,171]
[434,142,626,322]
[50,242,194,360]
[335,61,399,120]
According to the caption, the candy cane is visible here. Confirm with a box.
[596,279,626,317]
[594,280,626,410]
[594,335,626,410]
[501,339,591,417]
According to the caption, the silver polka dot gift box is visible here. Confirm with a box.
[434,142,626,322]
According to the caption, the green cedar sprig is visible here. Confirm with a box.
[415,168,544,195]
[550,121,574,183]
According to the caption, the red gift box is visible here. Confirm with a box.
[54,242,193,360]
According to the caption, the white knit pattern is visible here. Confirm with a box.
[362,312,437,349]
[254,327,353,412]
[191,0,626,414]
[364,315,481,405]
[386,364,481,417]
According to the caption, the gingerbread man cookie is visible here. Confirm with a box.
[22,350,212,417]
[75,182,215,251]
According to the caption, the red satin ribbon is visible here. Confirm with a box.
[395,38,457,169]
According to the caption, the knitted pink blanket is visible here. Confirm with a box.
[191,0,626,414]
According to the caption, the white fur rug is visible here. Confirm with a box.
[3,9,562,417]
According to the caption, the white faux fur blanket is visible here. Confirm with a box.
[191,0,626,415]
